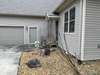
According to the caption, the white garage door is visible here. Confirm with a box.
[0,26,24,46]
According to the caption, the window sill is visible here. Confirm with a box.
[64,32,75,35]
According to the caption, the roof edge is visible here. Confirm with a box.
[0,13,46,19]
[53,0,75,14]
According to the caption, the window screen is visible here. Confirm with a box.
[64,7,75,33]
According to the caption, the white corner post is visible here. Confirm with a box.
[81,0,86,61]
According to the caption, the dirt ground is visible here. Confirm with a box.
[18,48,100,75]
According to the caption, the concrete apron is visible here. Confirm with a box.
[0,46,22,75]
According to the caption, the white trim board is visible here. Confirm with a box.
[81,0,86,61]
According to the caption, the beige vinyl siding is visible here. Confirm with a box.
[84,0,100,60]
[58,0,82,59]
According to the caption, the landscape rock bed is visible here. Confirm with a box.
[18,48,100,75]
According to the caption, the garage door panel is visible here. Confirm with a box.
[0,26,24,46]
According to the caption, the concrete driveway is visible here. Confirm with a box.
[0,46,22,75]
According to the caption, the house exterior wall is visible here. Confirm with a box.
[48,20,56,42]
[0,16,48,44]
[83,0,100,60]
[58,0,82,59]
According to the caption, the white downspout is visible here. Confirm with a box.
[80,0,86,61]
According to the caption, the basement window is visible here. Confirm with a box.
[64,7,75,33]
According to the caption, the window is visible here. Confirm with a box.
[64,7,75,33]
[69,7,75,32]
[64,12,68,32]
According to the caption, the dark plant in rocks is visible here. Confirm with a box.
[26,59,41,68]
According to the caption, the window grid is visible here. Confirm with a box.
[64,7,75,33]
